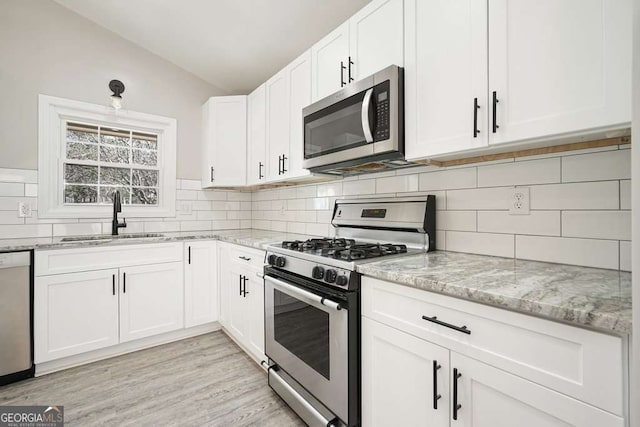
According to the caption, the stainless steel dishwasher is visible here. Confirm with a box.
[0,251,34,386]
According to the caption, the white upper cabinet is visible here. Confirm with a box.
[247,84,267,185]
[311,0,404,102]
[201,96,247,187]
[266,68,290,181]
[311,21,350,101]
[488,0,632,145]
[349,0,404,81]
[405,0,489,160]
[287,50,312,179]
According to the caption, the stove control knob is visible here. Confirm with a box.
[267,254,278,266]
[324,269,337,283]
[312,266,325,280]
[275,256,286,268]
[336,275,349,286]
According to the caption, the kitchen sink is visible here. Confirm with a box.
[60,233,165,242]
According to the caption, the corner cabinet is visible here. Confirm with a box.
[202,96,247,188]
[361,277,627,426]
[218,242,266,363]
[184,241,218,327]
[405,0,632,160]
[311,0,404,102]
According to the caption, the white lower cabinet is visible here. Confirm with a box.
[361,277,627,426]
[218,243,265,363]
[184,241,218,327]
[34,269,120,363]
[119,262,184,343]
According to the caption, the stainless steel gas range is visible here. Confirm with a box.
[263,196,436,427]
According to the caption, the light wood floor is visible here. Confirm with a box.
[0,332,304,426]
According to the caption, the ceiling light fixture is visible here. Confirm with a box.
[109,79,125,110]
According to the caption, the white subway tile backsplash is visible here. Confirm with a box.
[306,223,329,236]
[227,192,252,201]
[144,221,180,233]
[562,150,631,182]
[620,180,631,210]
[0,224,51,238]
[478,158,560,187]
[270,221,287,232]
[24,184,38,197]
[343,179,375,196]
[287,222,307,234]
[252,220,271,230]
[306,198,330,210]
[0,168,37,183]
[53,223,102,237]
[436,211,476,232]
[446,187,511,210]
[196,211,227,221]
[0,211,24,225]
[478,211,560,236]
[0,183,24,197]
[446,231,514,258]
[287,199,307,210]
[419,168,476,191]
[620,241,631,271]
[562,211,631,240]
[211,220,241,230]
[180,221,213,231]
[516,236,619,270]
[530,181,619,210]
[198,191,228,201]
[0,197,37,211]
[179,179,202,190]
[317,182,342,197]
[296,185,317,199]
[435,231,445,250]
[376,174,419,194]
[191,201,212,211]
[177,190,198,200]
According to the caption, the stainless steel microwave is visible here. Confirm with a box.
[302,65,404,173]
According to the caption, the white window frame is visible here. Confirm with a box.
[38,94,177,218]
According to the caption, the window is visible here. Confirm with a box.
[39,95,177,218]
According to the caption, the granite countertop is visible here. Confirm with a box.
[0,229,315,252]
[357,251,632,334]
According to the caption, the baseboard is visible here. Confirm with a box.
[35,322,221,376]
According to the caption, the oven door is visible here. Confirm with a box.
[265,274,349,423]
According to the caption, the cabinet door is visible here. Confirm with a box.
[286,49,312,179]
[184,241,218,328]
[405,0,488,160]
[217,244,231,328]
[202,96,247,187]
[244,266,265,361]
[266,68,290,180]
[119,262,184,343]
[362,317,450,427]
[34,269,120,363]
[349,0,404,81]
[488,0,632,145]
[247,84,267,185]
[451,352,624,427]
[311,21,350,101]
[226,265,247,342]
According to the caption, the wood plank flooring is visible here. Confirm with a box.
[0,332,304,426]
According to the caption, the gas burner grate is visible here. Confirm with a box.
[280,237,408,261]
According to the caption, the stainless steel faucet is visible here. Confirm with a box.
[111,190,127,236]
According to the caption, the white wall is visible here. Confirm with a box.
[252,145,632,271]
[0,0,225,180]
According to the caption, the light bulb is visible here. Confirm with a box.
[111,95,122,110]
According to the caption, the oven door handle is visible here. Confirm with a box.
[361,87,374,143]
[265,275,343,311]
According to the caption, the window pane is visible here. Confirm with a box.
[65,185,97,203]
[132,132,158,150]
[99,187,130,204]
[67,142,98,161]
[100,166,131,186]
[131,187,158,205]
[101,128,131,147]
[132,169,158,187]
[132,149,157,166]
[67,124,99,144]
[64,163,98,184]
[100,145,130,164]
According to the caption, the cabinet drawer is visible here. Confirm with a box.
[228,244,266,271]
[35,243,183,276]
[362,277,625,416]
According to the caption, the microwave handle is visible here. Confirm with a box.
[361,88,374,143]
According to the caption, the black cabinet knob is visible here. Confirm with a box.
[324,269,337,283]
[336,275,348,286]
[312,266,325,280]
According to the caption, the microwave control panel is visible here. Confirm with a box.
[373,80,391,141]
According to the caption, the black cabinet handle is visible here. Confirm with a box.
[433,360,442,410]
[278,155,282,175]
[242,276,249,297]
[188,246,191,264]
[239,274,243,296]
[281,154,287,174]
[123,272,126,293]
[259,162,264,180]
[239,256,251,261]
[421,315,471,335]
[340,61,346,87]
[210,166,214,182]
[453,368,462,420]
[492,91,499,133]
[473,98,480,138]
[348,56,354,82]
[112,274,116,296]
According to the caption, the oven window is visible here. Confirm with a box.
[304,91,369,159]
[274,289,330,380]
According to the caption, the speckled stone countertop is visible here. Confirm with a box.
[357,251,632,334]
[0,229,314,252]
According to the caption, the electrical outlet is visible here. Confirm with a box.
[179,202,192,215]
[509,187,530,215]
[18,202,32,218]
